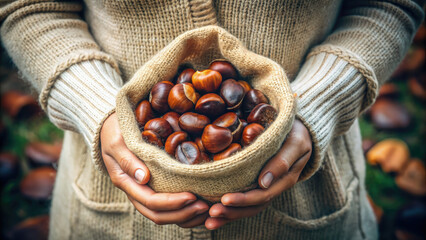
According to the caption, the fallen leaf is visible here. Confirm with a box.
[0,91,41,119]
[370,99,411,130]
[395,159,426,196]
[408,76,426,101]
[378,83,399,100]
[9,215,49,240]
[366,139,410,173]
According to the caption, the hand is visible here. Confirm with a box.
[100,113,209,228]
[205,119,312,230]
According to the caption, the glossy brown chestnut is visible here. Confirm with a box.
[176,68,195,84]
[162,112,181,132]
[149,81,174,113]
[142,130,164,147]
[165,131,189,155]
[212,112,243,142]
[25,142,62,167]
[201,124,233,153]
[213,143,242,161]
[168,83,199,113]
[195,137,206,153]
[208,60,238,80]
[20,167,56,200]
[192,70,222,93]
[242,89,269,115]
[194,93,226,118]
[135,100,155,127]
[238,80,252,94]
[247,103,278,127]
[179,112,210,135]
[144,118,173,140]
[220,79,245,110]
[242,123,264,146]
[175,141,201,165]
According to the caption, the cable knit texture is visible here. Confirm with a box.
[0,0,423,239]
[47,60,122,172]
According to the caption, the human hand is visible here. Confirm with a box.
[100,113,209,228]
[205,119,312,230]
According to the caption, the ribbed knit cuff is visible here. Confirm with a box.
[47,60,122,173]
[291,52,375,181]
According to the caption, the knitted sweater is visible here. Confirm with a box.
[1,1,423,239]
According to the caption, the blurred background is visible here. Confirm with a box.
[0,23,425,240]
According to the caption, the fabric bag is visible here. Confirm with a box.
[116,25,296,202]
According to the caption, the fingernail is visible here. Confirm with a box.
[261,172,274,188]
[135,169,145,184]
[184,199,196,206]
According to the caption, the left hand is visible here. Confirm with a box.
[205,119,312,230]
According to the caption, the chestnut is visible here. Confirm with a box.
[168,83,199,113]
[194,93,226,118]
[142,130,164,147]
[195,137,206,153]
[20,167,56,200]
[242,89,269,115]
[144,118,173,140]
[213,143,242,161]
[220,79,245,110]
[201,124,233,153]
[162,112,181,132]
[192,70,222,93]
[242,123,264,146]
[165,131,189,155]
[247,103,278,127]
[208,60,238,80]
[135,100,155,128]
[212,112,243,142]
[175,141,202,165]
[238,80,252,94]
[176,68,195,84]
[149,81,174,113]
[179,112,210,135]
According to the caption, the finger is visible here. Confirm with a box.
[101,113,150,185]
[104,154,197,211]
[205,217,230,230]
[258,120,312,189]
[177,212,209,228]
[222,152,312,207]
[209,203,268,219]
[130,197,209,225]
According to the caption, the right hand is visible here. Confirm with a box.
[100,113,209,228]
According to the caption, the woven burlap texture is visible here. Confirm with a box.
[116,25,296,201]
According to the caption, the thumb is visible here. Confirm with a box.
[109,146,151,185]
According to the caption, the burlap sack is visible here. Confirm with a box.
[116,25,296,202]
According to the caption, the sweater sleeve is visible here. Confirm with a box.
[293,0,424,181]
[0,1,122,172]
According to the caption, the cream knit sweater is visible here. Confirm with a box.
[0,0,424,239]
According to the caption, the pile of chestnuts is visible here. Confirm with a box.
[135,60,277,165]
